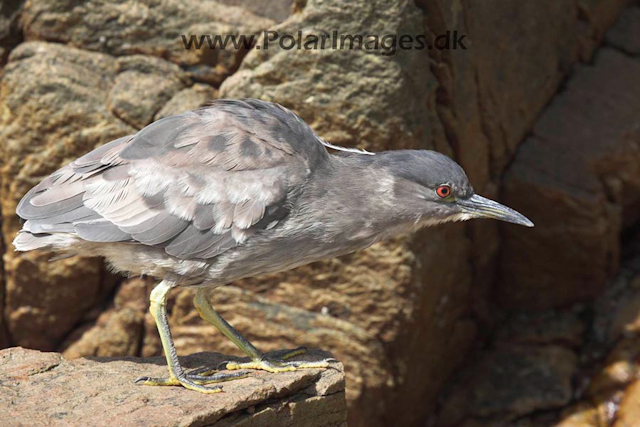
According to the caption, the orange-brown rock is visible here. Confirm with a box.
[21,0,275,86]
[0,1,636,427]
[0,42,133,350]
[155,84,218,121]
[614,380,640,427]
[0,347,346,427]
[500,47,640,310]
[60,277,151,359]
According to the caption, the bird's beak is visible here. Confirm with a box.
[456,194,534,227]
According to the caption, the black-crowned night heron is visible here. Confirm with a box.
[13,99,533,393]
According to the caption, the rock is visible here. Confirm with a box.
[415,0,627,314]
[587,335,640,399]
[60,277,151,359]
[21,0,274,85]
[496,310,585,349]
[155,84,218,121]
[0,2,635,427]
[0,0,22,66]
[609,284,640,341]
[214,0,626,423]
[0,347,346,427]
[0,42,134,350]
[554,403,602,427]
[216,0,294,23]
[416,0,625,185]
[0,237,7,350]
[220,1,477,425]
[107,55,189,128]
[222,0,441,153]
[438,345,578,426]
[0,41,219,353]
[614,379,640,427]
[605,6,640,56]
[499,47,640,310]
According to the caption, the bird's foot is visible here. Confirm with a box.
[222,347,337,373]
[134,370,249,393]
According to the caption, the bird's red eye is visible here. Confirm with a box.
[436,185,451,198]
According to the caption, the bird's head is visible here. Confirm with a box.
[376,150,534,228]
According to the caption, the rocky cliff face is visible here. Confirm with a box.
[0,1,639,426]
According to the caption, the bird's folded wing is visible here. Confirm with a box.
[17,99,328,260]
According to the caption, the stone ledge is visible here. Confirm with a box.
[0,347,346,427]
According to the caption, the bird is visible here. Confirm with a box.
[13,98,533,393]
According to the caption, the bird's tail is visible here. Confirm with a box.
[13,231,68,252]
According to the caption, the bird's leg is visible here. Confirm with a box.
[194,289,334,373]
[135,280,248,392]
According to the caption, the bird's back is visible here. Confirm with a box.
[14,99,330,279]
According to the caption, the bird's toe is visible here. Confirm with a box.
[223,352,336,373]
[134,370,247,392]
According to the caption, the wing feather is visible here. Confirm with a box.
[75,220,132,242]
[15,99,330,261]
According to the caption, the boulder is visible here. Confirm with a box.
[414,0,627,309]
[500,47,640,310]
[21,0,274,85]
[613,379,640,427]
[155,84,218,121]
[60,277,151,359]
[0,346,346,427]
[437,256,640,426]
[438,344,577,426]
[107,55,190,128]
[0,41,221,353]
[605,6,640,56]
[0,0,22,66]
[215,0,294,23]
[0,42,134,350]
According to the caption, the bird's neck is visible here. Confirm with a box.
[300,153,420,245]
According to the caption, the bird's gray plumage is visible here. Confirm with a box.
[14,98,532,287]
[16,99,328,262]
[12,98,534,394]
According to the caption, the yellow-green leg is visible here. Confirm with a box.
[193,288,334,373]
[135,279,247,392]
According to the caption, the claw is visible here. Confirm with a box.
[134,376,150,384]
